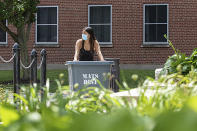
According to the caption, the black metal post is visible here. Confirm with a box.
[30,49,37,86]
[105,58,120,92]
[40,49,47,87]
[13,43,20,95]
[40,49,47,101]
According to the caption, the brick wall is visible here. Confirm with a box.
[0,0,197,65]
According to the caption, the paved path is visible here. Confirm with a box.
[110,87,173,100]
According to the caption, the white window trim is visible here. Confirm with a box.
[143,4,169,45]
[0,20,8,45]
[36,6,58,45]
[88,5,112,45]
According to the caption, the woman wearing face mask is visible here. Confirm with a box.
[73,27,104,61]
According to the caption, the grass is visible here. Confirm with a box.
[44,69,68,92]
[0,70,13,82]
[120,69,155,89]
[0,70,68,92]
[0,69,155,92]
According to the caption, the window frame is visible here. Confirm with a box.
[88,5,112,45]
[0,20,7,45]
[36,6,59,45]
[143,4,169,45]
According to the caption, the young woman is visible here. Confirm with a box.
[73,27,104,61]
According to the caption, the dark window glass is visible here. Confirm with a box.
[91,25,111,42]
[90,6,111,24]
[145,5,167,23]
[37,7,57,24]
[37,7,58,43]
[145,24,167,42]
[89,6,111,43]
[144,5,168,43]
[37,25,57,42]
[0,20,6,42]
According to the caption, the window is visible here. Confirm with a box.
[0,20,7,44]
[143,4,168,45]
[88,5,112,45]
[36,6,58,44]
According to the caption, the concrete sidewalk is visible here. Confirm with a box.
[0,63,12,70]
[0,63,162,70]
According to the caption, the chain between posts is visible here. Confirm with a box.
[20,58,35,69]
[0,53,16,63]
[1,43,47,103]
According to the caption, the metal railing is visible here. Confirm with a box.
[0,43,47,100]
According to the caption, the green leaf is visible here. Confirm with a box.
[0,106,20,126]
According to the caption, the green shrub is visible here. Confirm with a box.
[1,70,197,130]
[161,35,197,76]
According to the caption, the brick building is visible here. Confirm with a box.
[0,0,197,68]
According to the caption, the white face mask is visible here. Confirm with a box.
[82,34,88,40]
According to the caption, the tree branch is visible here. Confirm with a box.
[0,21,18,43]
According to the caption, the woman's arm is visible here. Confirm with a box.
[95,40,105,61]
[73,40,81,61]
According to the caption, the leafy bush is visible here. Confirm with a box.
[1,69,197,130]
[137,68,197,117]
[65,87,126,113]
[161,35,197,76]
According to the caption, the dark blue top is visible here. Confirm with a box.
[79,40,94,61]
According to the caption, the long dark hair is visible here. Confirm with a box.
[83,27,96,52]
